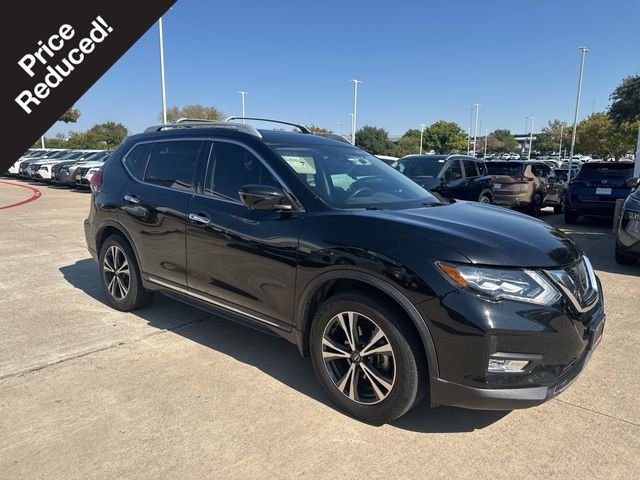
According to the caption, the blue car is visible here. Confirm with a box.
[565,162,638,224]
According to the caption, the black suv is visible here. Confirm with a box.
[84,118,605,424]
[393,154,494,203]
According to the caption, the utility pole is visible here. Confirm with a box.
[472,103,480,156]
[158,17,167,124]
[351,80,362,145]
[568,47,589,183]
[419,123,425,154]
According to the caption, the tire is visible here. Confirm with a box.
[564,211,578,224]
[615,243,636,265]
[309,291,427,424]
[553,204,563,214]
[99,235,154,311]
[528,193,542,217]
[478,190,492,204]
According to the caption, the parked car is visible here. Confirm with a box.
[7,149,50,175]
[394,154,494,203]
[615,187,640,264]
[33,150,99,182]
[74,155,112,188]
[565,162,638,224]
[84,118,605,424]
[20,150,70,177]
[486,161,564,216]
[51,151,110,186]
[375,155,398,165]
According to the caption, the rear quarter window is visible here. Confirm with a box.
[124,143,152,180]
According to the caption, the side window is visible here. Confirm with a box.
[144,140,204,192]
[444,160,462,181]
[477,161,487,176]
[531,164,547,178]
[463,160,479,178]
[124,143,152,180]
[205,142,279,201]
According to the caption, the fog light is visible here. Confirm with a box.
[488,358,530,372]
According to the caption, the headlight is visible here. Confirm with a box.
[437,262,561,305]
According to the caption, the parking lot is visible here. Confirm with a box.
[0,178,638,479]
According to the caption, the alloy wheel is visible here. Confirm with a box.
[321,311,396,405]
[103,245,130,300]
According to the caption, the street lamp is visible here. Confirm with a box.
[558,122,565,160]
[484,129,488,157]
[238,91,248,123]
[158,17,168,124]
[466,128,471,155]
[527,116,535,160]
[351,79,362,145]
[472,104,480,156]
[419,123,425,154]
[568,47,589,183]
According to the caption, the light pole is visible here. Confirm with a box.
[419,123,425,154]
[484,129,488,157]
[472,104,480,156]
[558,122,565,160]
[348,114,354,143]
[527,116,535,160]
[568,47,589,183]
[351,79,362,145]
[238,91,248,123]
[158,17,167,124]
[466,128,470,154]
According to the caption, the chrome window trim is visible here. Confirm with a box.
[146,276,283,329]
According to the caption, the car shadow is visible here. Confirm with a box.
[542,211,639,277]
[59,258,507,433]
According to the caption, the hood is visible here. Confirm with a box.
[358,201,581,268]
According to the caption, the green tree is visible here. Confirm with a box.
[162,104,224,122]
[608,75,640,125]
[422,121,467,154]
[59,107,80,123]
[491,129,519,153]
[576,113,638,160]
[307,125,332,133]
[534,119,569,153]
[393,128,421,157]
[355,125,393,155]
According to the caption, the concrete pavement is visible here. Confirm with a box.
[0,178,638,479]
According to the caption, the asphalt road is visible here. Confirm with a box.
[0,178,638,479]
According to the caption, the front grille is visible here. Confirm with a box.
[75,167,89,177]
[546,257,599,313]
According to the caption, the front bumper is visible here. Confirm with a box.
[430,314,604,410]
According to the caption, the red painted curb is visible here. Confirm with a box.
[0,180,42,210]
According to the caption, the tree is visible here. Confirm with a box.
[576,113,638,160]
[59,107,80,123]
[393,128,421,157]
[422,121,467,154]
[161,104,224,122]
[534,119,569,153]
[491,129,519,153]
[307,125,332,133]
[608,75,640,125]
[355,125,393,155]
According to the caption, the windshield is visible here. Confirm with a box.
[26,150,48,158]
[274,144,439,209]
[394,157,445,177]
[576,164,634,180]
[82,151,109,162]
[486,161,525,175]
[61,151,87,160]
[45,150,70,159]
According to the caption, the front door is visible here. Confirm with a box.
[185,140,302,328]
[439,159,467,199]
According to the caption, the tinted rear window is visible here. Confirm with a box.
[395,158,445,177]
[576,164,634,180]
[144,140,204,192]
[485,162,525,175]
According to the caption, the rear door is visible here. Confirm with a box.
[439,159,466,199]
[119,139,208,287]
[185,139,302,329]
[462,159,481,200]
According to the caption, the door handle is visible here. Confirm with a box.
[188,212,211,225]
[124,194,139,204]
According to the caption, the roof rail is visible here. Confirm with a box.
[224,117,311,134]
[144,119,262,137]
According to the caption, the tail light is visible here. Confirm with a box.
[510,174,534,182]
[90,170,103,192]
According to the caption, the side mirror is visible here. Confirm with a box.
[625,177,640,189]
[239,184,294,211]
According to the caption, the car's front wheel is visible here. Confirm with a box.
[310,291,426,424]
[99,235,154,311]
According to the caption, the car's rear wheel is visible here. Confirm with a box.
[478,191,492,204]
[615,243,636,265]
[309,291,426,424]
[564,211,578,224]
[99,235,154,311]
[528,193,543,217]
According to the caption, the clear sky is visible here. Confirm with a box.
[46,0,640,138]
